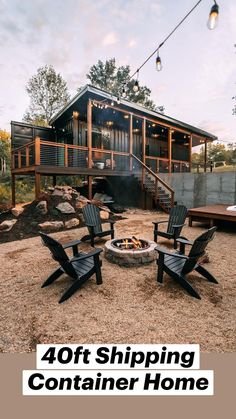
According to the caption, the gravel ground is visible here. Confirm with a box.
[0,209,235,353]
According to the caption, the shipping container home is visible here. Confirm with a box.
[11,85,217,211]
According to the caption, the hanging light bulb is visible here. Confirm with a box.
[111,98,115,106]
[156,50,162,71]
[207,1,219,30]
[133,70,140,93]
[122,86,127,98]
[117,96,120,105]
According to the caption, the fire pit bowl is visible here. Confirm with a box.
[104,237,157,267]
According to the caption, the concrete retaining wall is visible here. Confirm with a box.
[159,172,236,209]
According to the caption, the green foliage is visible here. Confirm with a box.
[85,58,158,111]
[0,130,11,171]
[0,184,11,203]
[193,143,236,165]
[23,65,70,126]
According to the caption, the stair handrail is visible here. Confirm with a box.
[131,153,174,206]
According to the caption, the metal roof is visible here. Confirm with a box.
[50,84,217,140]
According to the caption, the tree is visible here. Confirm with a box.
[23,65,70,126]
[85,58,159,111]
[0,130,11,174]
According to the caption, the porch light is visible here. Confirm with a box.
[124,114,129,119]
[156,51,162,71]
[207,1,219,30]
[73,111,79,119]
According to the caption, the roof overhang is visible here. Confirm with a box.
[50,84,217,141]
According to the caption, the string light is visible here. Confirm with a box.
[156,50,162,71]
[207,1,219,30]
[115,0,220,100]
[133,70,140,93]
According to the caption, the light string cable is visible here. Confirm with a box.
[119,0,206,98]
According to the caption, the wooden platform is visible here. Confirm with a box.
[188,204,236,227]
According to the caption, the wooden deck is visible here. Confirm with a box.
[188,204,236,227]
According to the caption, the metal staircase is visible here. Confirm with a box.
[131,154,174,213]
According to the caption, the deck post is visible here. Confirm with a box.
[142,118,146,165]
[204,139,207,172]
[72,111,79,146]
[88,175,93,200]
[11,173,16,207]
[168,129,172,173]
[129,113,133,171]
[189,134,192,172]
[52,175,57,187]
[87,100,92,168]
[35,137,41,166]
[35,173,41,199]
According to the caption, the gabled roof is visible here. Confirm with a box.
[50,84,217,140]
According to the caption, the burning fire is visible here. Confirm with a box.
[119,236,143,250]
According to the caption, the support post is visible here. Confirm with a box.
[87,100,92,168]
[35,137,41,166]
[129,113,133,171]
[168,129,172,173]
[11,173,16,207]
[35,173,41,199]
[72,111,79,146]
[88,175,93,200]
[142,118,146,165]
[52,175,57,187]
[189,134,192,172]
[204,139,207,172]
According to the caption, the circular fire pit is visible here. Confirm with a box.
[104,237,157,267]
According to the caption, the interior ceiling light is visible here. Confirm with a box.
[207,1,219,30]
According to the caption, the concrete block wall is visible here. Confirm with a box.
[159,172,236,209]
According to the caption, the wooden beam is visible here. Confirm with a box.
[129,113,133,171]
[87,100,92,168]
[35,173,41,199]
[142,118,146,165]
[88,175,93,200]
[168,129,172,173]
[11,173,16,207]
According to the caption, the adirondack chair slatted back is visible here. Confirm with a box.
[40,233,78,279]
[167,205,188,235]
[82,203,102,235]
[181,227,217,275]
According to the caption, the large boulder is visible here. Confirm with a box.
[11,207,24,217]
[62,193,72,201]
[56,202,75,214]
[36,200,48,215]
[65,218,80,229]
[38,221,64,232]
[0,219,17,232]
[75,201,87,209]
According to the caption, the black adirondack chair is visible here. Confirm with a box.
[39,233,103,303]
[153,205,188,249]
[155,227,218,299]
[81,203,115,247]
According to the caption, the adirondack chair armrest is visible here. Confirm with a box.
[155,246,188,259]
[176,238,193,245]
[63,239,82,249]
[152,220,168,228]
[172,223,186,229]
[86,222,97,227]
[71,248,103,262]
[176,237,193,255]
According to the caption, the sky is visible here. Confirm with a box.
[0,0,235,144]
